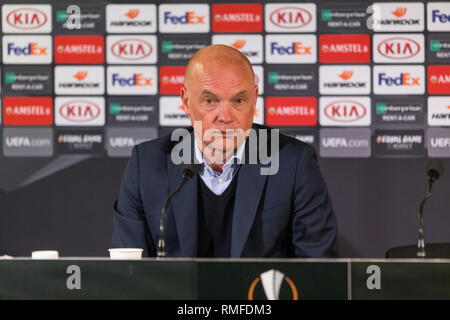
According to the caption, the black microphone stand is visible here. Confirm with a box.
[417,170,439,258]
[157,168,197,258]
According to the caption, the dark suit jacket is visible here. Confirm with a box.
[112,124,338,258]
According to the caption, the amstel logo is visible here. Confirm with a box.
[248,269,298,300]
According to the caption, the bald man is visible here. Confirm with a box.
[112,45,338,258]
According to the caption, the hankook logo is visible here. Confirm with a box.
[371,3,424,32]
[319,65,370,95]
[106,4,156,33]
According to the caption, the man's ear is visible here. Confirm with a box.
[180,86,190,115]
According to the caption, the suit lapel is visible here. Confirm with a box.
[166,130,198,257]
[231,126,269,257]
[231,162,267,257]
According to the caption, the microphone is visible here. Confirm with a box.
[417,159,445,258]
[181,163,202,179]
[157,163,201,258]
[427,159,445,183]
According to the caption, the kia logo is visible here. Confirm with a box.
[270,7,312,29]
[59,100,101,123]
[6,8,48,30]
[324,100,367,122]
[111,38,152,61]
[377,37,420,60]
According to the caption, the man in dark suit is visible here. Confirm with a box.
[112,45,338,258]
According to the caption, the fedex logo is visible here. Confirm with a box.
[266,35,316,64]
[378,73,420,86]
[164,11,205,24]
[108,66,157,95]
[271,42,312,55]
[7,42,47,56]
[2,35,52,64]
[112,73,152,86]
[373,65,424,95]
[159,4,209,33]
[432,10,450,23]
[428,3,450,31]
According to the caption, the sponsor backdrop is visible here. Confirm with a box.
[0,0,449,258]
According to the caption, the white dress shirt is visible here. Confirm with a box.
[194,138,246,196]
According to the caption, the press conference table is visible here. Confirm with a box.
[1,258,450,299]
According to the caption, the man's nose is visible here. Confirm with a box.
[217,102,233,123]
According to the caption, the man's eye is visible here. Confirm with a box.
[206,99,213,104]
[236,98,244,104]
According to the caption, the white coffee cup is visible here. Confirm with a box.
[31,250,59,259]
[108,248,143,260]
